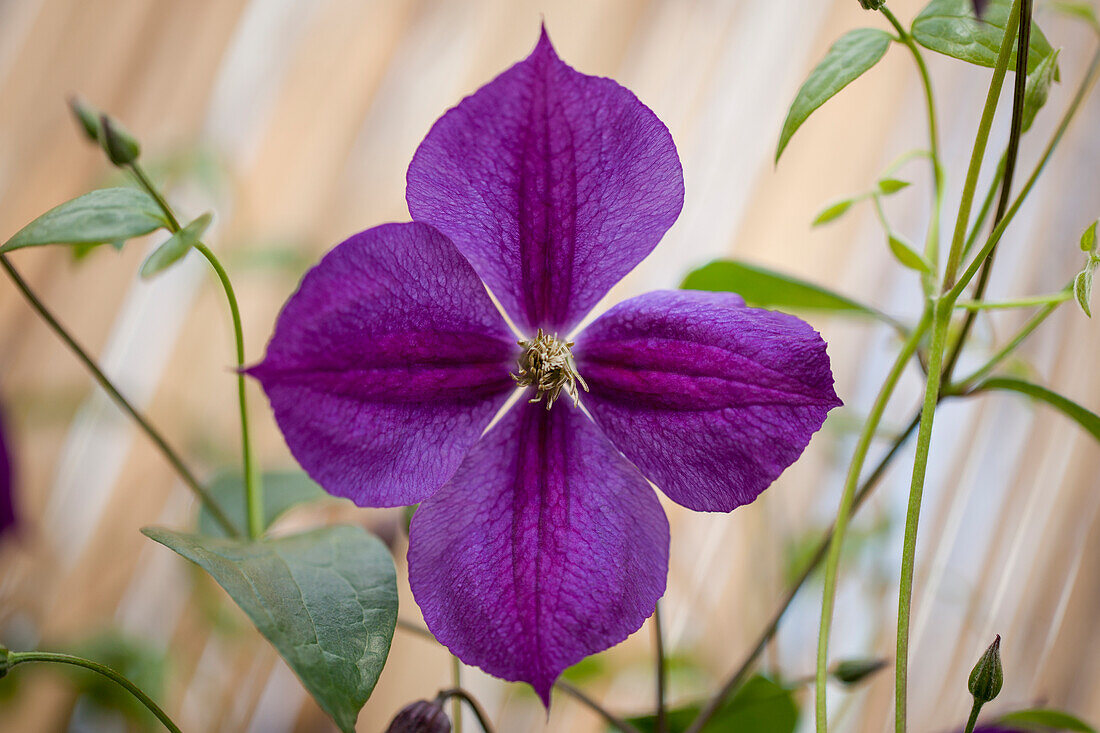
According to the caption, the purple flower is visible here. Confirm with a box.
[0,404,15,536]
[250,28,840,703]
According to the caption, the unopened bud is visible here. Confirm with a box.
[858,0,886,9]
[972,0,991,18]
[385,699,450,733]
[832,658,888,686]
[968,635,1003,703]
[100,115,141,166]
[68,96,102,142]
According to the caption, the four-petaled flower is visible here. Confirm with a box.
[250,28,841,703]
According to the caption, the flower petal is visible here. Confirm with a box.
[0,407,14,536]
[575,290,842,512]
[406,27,684,334]
[249,222,517,507]
[408,400,669,703]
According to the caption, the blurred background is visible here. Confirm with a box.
[0,0,1098,730]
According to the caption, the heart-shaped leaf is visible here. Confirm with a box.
[913,0,1057,76]
[143,525,398,732]
[1,188,167,253]
[140,212,212,279]
[197,470,329,538]
[777,28,893,161]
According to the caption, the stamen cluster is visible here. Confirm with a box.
[512,329,589,409]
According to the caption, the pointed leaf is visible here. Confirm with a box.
[1,188,167,253]
[777,29,893,161]
[998,708,1097,732]
[140,212,212,279]
[813,198,857,226]
[1081,220,1098,253]
[142,525,398,732]
[978,377,1100,442]
[1075,268,1094,317]
[681,259,891,322]
[913,0,1058,76]
[888,234,933,274]
[878,178,911,195]
[1021,49,1061,133]
[197,470,330,538]
[831,658,889,686]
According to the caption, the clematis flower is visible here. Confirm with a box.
[250,28,840,703]
[0,404,15,536]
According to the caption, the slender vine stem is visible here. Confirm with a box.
[963,699,983,733]
[881,6,944,271]
[654,603,668,733]
[6,651,182,733]
[437,688,494,733]
[896,4,1022,729]
[954,292,1070,310]
[452,656,464,733]
[684,410,923,733]
[816,308,931,732]
[128,162,262,539]
[0,254,238,536]
[948,298,1063,393]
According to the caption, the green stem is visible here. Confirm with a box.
[685,411,923,733]
[816,308,931,732]
[896,4,1022,729]
[961,154,1006,261]
[128,163,261,539]
[437,688,494,733]
[881,6,944,271]
[0,255,238,536]
[8,651,182,733]
[963,699,983,733]
[954,291,1071,310]
[950,44,1100,302]
[654,603,668,733]
[451,656,463,733]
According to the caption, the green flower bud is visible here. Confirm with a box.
[968,635,1003,704]
[99,115,141,166]
[832,658,888,686]
[858,0,887,9]
[68,96,102,142]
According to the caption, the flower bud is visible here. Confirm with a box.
[968,635,1003,704]
[385,699,451,733]
[68,96,102,142]
[972,0,991,18]
[858,0,886,9]
[99,115,141,166]
[832,658,888,686]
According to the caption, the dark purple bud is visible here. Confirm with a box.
[973,0,991,17]
[385,699,451,733]
[858,0,886,8]
[68,96,102,142]
[968,635,1003,703]
[0,405,15,537]
[99,115,141,166]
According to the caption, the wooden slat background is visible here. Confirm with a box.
[0,0,1097,730]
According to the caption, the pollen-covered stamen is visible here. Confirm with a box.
[512,329,589,410]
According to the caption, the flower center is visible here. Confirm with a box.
[512,329,589,410]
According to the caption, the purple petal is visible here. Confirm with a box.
[249,222,517,507]
[0,406,14,536]
[408,400,669,703]
[574,290,841,512]
[406,27,684,334]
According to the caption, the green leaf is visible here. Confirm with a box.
[1022,49,1061,133]
[877,178,912,195]
[1081,220,1098,253]
[1,188,167,253]
[913,0,1058,76]
[624,675,798,733]
[831,658,889,686]
[813,198,857,226]
[978,377,1100,442]
[776,29,893,161]
[1050,0,1100,34]
[888,234,934,274]
[143,525,398,732]
[681,259,886,319]
[1076,267,1094,317]
[197,470,329,538]
[140,212,212,279]
[998,708,1097,732]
